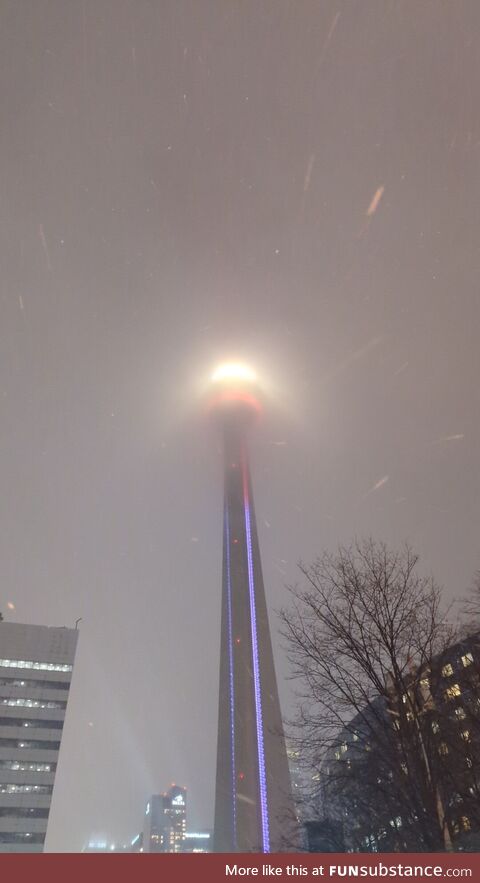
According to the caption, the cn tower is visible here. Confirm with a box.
[208,364,296,853]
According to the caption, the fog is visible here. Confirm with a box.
[0,1,479,850]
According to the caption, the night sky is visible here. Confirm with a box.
[1,1,479,851]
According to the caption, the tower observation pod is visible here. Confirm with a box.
[208,364,297,853]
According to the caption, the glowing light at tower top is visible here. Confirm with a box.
[208,362,262,422]
[211,363,257,385]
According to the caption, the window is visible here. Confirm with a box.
[461,730,471,742]
[0,760,53,772]
[439,742,449,756]
[0,833,45,844]
[461,653,474,668]
[0,807,49,818]
[0,739,61,750]
[0,677,69,690]
[461,816,471,832]
[0,659,72,673]
[1,698,66,709]
[0,784,53,794]
[431,721,440,734]
[442,663,454,677]
[0,717,63,730]
[455,707,466,720]
[340,742,348,754]
[445,684,461,700]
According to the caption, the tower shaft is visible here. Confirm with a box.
[214,424,295,852]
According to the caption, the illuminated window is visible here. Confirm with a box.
[334,751,340,761]
[406,711,414,721]
[461,816,471,832]
[0,784,52,794]
[0,761,52,772]
[461,653,474,668]
[1,698,65,709]
[455,707,466,720]
[461,730,471,742]
[0,658,72,672]
[431,721,440,734]
[442,663,454,677]
[445,684,461,700]
[438,742,449,756]
[341,742,347,753]
[420,678,430,689]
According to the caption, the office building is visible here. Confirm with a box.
[0,620,78,852]
[143,784,186,853]
[317,634,480,852]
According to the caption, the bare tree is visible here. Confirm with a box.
[281,538,457,852]
[462,572,480,629]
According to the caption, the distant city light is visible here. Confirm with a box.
[211,363,257,384]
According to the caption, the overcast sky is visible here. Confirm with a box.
[1,1,479,851]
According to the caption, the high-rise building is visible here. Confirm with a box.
[0,620,78,852]
[143,784,186,853]
[209,365,297,853]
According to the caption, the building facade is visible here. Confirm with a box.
[0,620,78,852]
[316,634,480,853]
[210,373,296,853]
[143,785,187,853]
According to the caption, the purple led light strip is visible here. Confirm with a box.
[241,450,270,854]
[224,504,237,848]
